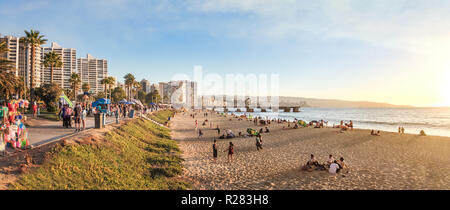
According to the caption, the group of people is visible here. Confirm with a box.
[212,140,234,163]
[301,154,349,174]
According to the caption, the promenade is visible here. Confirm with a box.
[27,115,116,147]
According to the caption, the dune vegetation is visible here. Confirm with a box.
[10,111,189,190]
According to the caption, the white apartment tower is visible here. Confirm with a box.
[0,34,20,76]
[41,42,77,89]
[77,54,108,94]
[19,40,43,88]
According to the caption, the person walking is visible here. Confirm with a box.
[255,134,263,151]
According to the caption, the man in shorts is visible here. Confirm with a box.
[74,103,82,132]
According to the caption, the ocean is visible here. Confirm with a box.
[218,107,450,137]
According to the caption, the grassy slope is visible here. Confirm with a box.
[148,110,174,125]
[10,111,189,190]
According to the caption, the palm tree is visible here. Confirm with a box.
[100,78,108,98]
[106,77,116,99]
[43,51,63,84]
[124,73,136,100]
[20,30,47,103]
[82,83,90,93]
[69,73,81,100]
[0,73,17,100]
[0,41,22,101]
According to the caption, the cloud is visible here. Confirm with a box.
[180,0,450,54]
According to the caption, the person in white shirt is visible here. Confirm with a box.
[327,154,334,167]
[329,160,339,174]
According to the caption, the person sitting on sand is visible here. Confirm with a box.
[327,154,334,167]
[371,130,381,136]
[294,123,299,129]
[329,160,340,174]
[338,157,349,173]
[307,154,320,167]
[301,154,321,171]
[265,127,270,133]
[420,130,426,136]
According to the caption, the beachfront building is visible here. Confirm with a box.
[167,80,197,109]
[77,54,108,94]
[18,39,43,88]
[140,79,151,93]
[41,42,77,89]
[150,83,160,93]
[158,82,170,104]
[0,34,20,76]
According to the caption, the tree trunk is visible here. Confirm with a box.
[50,65,54,83]
[30,45,35,105]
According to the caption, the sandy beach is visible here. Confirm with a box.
[172,111,450,190]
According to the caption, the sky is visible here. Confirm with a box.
[1,0,450,107]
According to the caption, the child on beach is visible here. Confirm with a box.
[255,134,263,151]
[224,142,234,163]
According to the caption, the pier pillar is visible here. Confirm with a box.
[293,107,300,112]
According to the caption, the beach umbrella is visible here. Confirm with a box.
[119,99,128,104]
[130,99,144,107]
[126,101,135,105]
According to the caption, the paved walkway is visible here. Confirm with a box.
[28,116,117,147]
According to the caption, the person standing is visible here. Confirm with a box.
[224,142,234,163]
[198,129,203,138]
[212,139,218,163]
[74,103,82,132]
[32,102,38,118]
[255,134,263,151]
[81,105,87,131]
[115,106,120,124]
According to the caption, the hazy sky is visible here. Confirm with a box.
[1,0,450,107]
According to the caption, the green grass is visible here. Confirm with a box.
[148,110,175,125]
[10,117,190,190]
[38,113,60,121]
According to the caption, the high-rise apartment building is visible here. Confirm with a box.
[158,82,170,104]
[140,79,151,93]
[41,42,77,89]
[0,34,20,76]
[19,40,43,88]
[77,54,108,94]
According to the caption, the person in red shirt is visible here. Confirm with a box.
[32,102,38,118]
